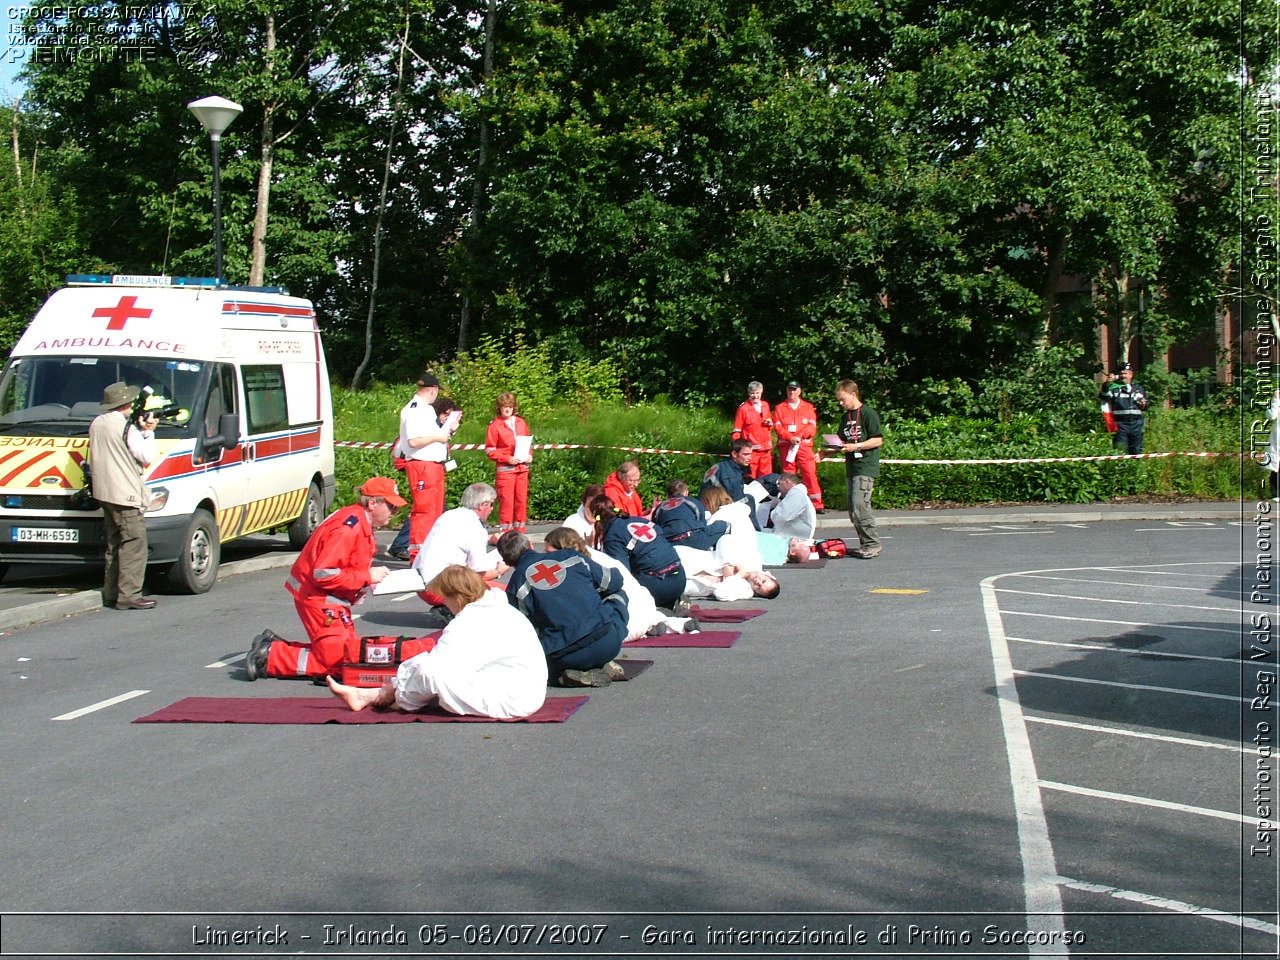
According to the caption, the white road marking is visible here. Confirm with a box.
[981,575,1067,950]
[994,587,1239,614]
[1025,715,1247,753]
[1039,781,1250,824]
[970,530,1045,536]
[1010,635,1242,665]
[1011,573,1243,594]
[205,655,247,668]
[1013,668,1246,703]
[1056,876,1279,935]
[1002,610,1238,635]
[52,690,149,721]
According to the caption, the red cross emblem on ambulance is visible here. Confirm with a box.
[627,521,657,543]
[92,295,153,330]
[528,560,566,590]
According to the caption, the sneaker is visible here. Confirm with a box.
[815,507,826,515]
[602,661,626,681]
[682,618,701,634]
[852,547,882,559]
[388,548,410,561]
[559,668,613,688]
[429,604,455,623]
[671,599,692,617]
[647,621,674,636]
[244,629,280,681]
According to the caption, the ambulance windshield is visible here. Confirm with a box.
[0,356,203,436]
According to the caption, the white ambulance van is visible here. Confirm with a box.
[0,274,335,592]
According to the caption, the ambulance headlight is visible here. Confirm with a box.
[147,487,169,512]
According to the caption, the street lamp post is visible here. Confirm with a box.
[187,96,243,286]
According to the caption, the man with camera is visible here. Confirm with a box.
[88,382,158,610]
[1099,361,1150,455]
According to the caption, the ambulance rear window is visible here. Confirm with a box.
[243,365,288,434]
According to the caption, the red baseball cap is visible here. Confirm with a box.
[360,476,407,507]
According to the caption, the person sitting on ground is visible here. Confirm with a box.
[562,483,606,540]
[326,565,548,719]
[603,460,654,517]
[411,481,507,617]
[543,527,699,639]
[652,478,728,551]
[767,472,817,542]
[591,494,687,610]
[700,438,761,529]
[498,531,629,687]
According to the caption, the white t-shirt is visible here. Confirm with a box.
[394,591,547,718]
[399,394,446,463]
[562,506,595,541]
[412,507,499,585]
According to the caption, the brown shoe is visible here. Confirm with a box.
[115,597,157,610]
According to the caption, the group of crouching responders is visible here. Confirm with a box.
[244,469,848,721]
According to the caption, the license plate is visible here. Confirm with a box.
[11,528,79,543]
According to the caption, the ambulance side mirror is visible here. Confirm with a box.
[197,412,240,463]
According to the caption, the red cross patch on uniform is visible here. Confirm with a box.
[528,560,567,590]
[627,521,657,543]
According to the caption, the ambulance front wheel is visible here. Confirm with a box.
[288,482,323,549]
[168,508,220,594]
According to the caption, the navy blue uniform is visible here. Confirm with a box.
[652,495,727,551]
[507,548,627,671]
[601,515,687,609]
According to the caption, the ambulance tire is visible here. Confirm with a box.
[288,482,323,549]
[168,508,220,594]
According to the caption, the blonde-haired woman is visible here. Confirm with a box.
[327,565,546,718]
[484,391,532,536]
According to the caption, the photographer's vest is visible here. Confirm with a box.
[88,409,147,508]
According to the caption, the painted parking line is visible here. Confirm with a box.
[1039,781,1249,824]
[1012,573,1243,595]
[994,588,1239,614]
[1056,877,1279,935]
[52,690,149,721]
[1002,611,1238,635]
[1011,668,1247,704]
[1025,716,1247,754]
[1010,635,1241,665]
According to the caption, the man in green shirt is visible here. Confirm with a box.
[833,379,883,559]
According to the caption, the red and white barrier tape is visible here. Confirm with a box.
[336,440,1240,464]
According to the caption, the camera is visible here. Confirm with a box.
[131,385,181,425]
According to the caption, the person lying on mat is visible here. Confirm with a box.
[543,527,700,639]
[497,530,629,688]
[697,486,808,569]
[326,565,548,719]
[675,552,782,602]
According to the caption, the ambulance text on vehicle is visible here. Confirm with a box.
[0,275,336,592]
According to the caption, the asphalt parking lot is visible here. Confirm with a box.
[1,500,1275,958]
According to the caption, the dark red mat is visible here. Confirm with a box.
[688,605,767,623]
[624,630,740,648]
[133,695,589,724]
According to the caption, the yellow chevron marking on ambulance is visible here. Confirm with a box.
[240,489,307,537]
[217,504,246,542]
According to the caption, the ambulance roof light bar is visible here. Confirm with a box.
[65,274,287,294]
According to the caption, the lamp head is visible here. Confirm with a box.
[187,96,243,140]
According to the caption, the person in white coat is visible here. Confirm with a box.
[327,565,547,719]
[768,473,817,542]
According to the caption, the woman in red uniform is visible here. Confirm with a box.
[484,391,532,536]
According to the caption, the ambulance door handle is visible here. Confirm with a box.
[243,441,256,462]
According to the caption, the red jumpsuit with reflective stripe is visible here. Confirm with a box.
[732,401,775,479]
[604,472,645,517]
[264,506,436,678]
[773,399,823,508]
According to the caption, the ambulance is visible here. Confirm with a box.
[0,274,336,592]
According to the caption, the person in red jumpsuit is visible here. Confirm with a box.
[244,477,438,680]
[603,460,652,517]
[732,380,774,479]
[484,390,532,536]
[772,380,824,512]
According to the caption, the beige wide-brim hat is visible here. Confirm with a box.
[100,381,141,411]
